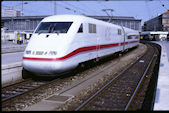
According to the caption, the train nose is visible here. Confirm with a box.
[22,60,63,75]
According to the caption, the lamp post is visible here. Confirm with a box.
[54,1,56,15]
[21,1,28,16]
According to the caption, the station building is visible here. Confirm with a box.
[141,10,169,41]
[2,9,22,17]
[1,15,141,32]
[1,15,141,42]
[143,10,169,31]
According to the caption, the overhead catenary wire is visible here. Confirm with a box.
[57,2,86,15]
[97,1,115,23]
[3,2,79,16]
[2,1,103,16]
[78,2,100,16]
[159,0,168,11]
[97,1,121,17]
[62,2,88,14]
[97,1,109,16]
[59,1,100,16]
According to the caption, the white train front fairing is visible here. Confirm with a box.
[23,15,139,76]
[23,15,81,75]
[23,34,77,74]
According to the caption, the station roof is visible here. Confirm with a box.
[89,15,141,21]
[1,15,49,20]
[1,15,141,21]
[141,31,169,35]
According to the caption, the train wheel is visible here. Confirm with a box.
[22,68,32,79]
[95,57,100,62]
[80,63,85,68]
[93,58,100,65]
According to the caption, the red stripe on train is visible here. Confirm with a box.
[23,41,138,61]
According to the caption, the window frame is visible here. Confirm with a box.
[35,22,73,34]
[77,24,83,33]
[118,29,122,35]
[89,23,96,33]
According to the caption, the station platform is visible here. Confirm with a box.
[1,41,26,87]
[1,41,27,54]
[2,52,23,65]
[153,41,169,110]
[1,41,26,67]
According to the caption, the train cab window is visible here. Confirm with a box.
[35,22,73,34]
[78,24,83,33]
[118,29,122,35]
[89,23,96,33]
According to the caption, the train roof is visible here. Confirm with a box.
[41,15,90,22]
[41,14,138,32]
[41,15,120,27]
[41,14,115,25]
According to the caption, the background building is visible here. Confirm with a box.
[90,16,141,31]
[143,10,169,31]
[2,9,21,17]
[1,16,46,32]
[1,15,141,33]
[1,15,141,42]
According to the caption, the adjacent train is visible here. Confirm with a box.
[22,15,140,77]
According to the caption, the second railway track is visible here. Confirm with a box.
[73,43,159,111]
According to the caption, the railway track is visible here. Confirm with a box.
[1,53,121,107]
[2,74,76,111]
[2,43,152,111]
[1,58,121,111]
[74,44,159,111]
[2,79,49,102]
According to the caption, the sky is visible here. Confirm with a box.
[2,0,169,25]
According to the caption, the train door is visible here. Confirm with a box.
[88,23,98,60]
[96,32,100,61]
[121,26,126,52]
[95,24,101,60]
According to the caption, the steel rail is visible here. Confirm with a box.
[2,53,120,105]
[2,79,50,103]
[75,52,145,111]
[2,78,32,90]
[124,45,157,110]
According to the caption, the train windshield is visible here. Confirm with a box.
[35,22,73,34]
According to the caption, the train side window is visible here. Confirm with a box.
[89,24,92,33]
[93,24,96,33]
[89,23,96,33]
[127,35,133,39]
[78,24,83,33]
[118,29,122,35]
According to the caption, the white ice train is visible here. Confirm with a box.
[22,15,139,77]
